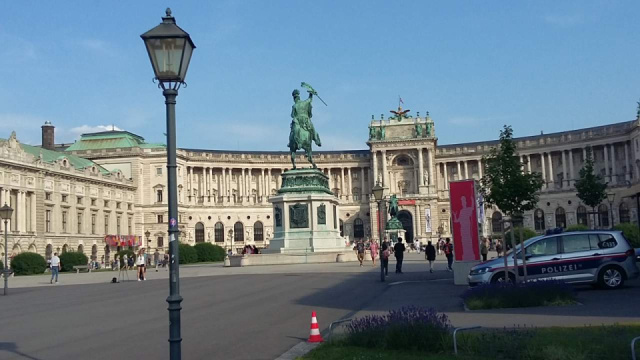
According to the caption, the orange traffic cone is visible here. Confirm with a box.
[307,311,324,343]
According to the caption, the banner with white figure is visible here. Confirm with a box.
[425,208,432,233]
[449,180,480,261]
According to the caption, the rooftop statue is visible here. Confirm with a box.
[288,82,325,169]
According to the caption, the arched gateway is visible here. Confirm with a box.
[396,210,414,243]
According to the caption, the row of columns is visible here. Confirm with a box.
[439,159,483,190]
[0,188,36,233]
[322,167,370,202]
[372,148,435,191]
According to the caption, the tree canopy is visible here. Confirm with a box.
[575,146,607,209]
[480,125,544,216]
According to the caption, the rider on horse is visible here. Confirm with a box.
[288,88,322,169]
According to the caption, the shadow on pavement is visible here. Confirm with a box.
[0,343,43,360]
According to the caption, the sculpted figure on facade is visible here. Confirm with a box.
[415,123,423,137]
[423,169,429,185]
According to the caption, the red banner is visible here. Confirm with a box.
[104,235,142,247]
[398,199,415,205]
[449,180,480,261]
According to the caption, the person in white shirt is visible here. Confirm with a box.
[136,249,146,281]
[50,253,61,284]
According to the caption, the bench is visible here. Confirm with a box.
[73,265,91,274]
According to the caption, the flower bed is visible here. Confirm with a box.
[462,280,576,310]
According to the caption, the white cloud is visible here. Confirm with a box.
[79,39,116,57]
[69,125,123,138]
[544,14,584,27]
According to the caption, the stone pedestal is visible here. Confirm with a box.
[265,169,346,254]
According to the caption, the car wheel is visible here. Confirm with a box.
[598,266,625,289]
[491,272,515,284]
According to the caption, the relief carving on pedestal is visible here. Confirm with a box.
[289,203,309,229]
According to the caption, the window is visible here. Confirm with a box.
[127,203,132,210]
[104,200,109,208]
[195,222,205,243]
[77,212,83,234]
[45,192,52,201]
[619,203,630,223]
[61,195,68,203]
[77,197,82,205]
[156,167,163,175]
[62,211,68,232]
[525,237,559,257]
[492,212,503,233]
[555,207,566,228]
[157,237,164,247]
[45,210,51,232]
[91,198,96,206]
[576,206,587,226]
[215,222,224,242]
[91,213,96,234]
[128,217,132,235]
[562,234,591,253]
[590,234,617,249]
[157,215,164,224]
[156,190,163,203]
[354,218,364,238]
[104,215,110,234]
[598,204,609,228]
[340,219,344,237]
[116,202,121,209]
[352,187,361,201]
[254,221,264,241]
[234,222,244,242]
[534,209,545,231]
[116,216,121,235]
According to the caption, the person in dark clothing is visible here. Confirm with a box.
[425,241,436,273]
[444,238,454,271]
[393,237,406,274]
[381,240,390,276]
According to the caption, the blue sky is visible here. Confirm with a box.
[2,1,639,150]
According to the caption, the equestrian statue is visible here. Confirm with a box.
[288,82,326,169]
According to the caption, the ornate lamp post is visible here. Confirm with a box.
[371,183,385,282]
[0,203,14,295]
[607,192,616,229]
[141,8,195,360]
[145,230,151,248]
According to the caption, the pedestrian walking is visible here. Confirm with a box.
[136,249,146,281]
[154,250,160,271]
[425,241,436,273]
[355,240,366,266]
[415,238,422,254]
[480,238,488,261]
[438,238,445,256]
[393,237,406,274]
[381,240,390,276]
[496,239,503,257]
[369,239,379,266]
[50,252,61,284]
[444,238,454,271]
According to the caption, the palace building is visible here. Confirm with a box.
[1,108,640,262]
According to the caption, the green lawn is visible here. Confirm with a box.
[301,325,640,360]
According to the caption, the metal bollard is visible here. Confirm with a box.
[328,319,352,343]
[632,336,640,360]
[453,326,481,355]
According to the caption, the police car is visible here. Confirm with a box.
[468,230,639,289]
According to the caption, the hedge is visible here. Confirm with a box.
[179,243,198,264]
[566,224,589,232]
[614,223,640,248]
[504,227,538,245]
[115,249,135,267]
[194,243,226,262]
[59,251,89,272]
[11,252,47,275]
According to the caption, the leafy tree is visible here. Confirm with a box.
[504,227,538,245]
[614,223,640,248]
[480,125,544,282]
[574,146,607,224]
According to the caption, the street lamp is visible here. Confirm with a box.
[371,182,385,282]
[141,8,195,360]
[607,192,616,229]
[0,203,14,295]
[145,230,151,247]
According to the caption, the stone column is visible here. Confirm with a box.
[267,168,272,197]
[259,169,264,202]
[340,168,345,200]
[372,151,378,185]
[240,168,246,201]
[220,167,226,202]
[547,152,554,188]
[18,191,25,232]
[276,169,282,190]
[347,167,353,201]
[415,204,421,238]
[443,162,449,190]
[527,155,532,173]
[583,147,587,163]
[428,148,435,187]
[478,158,483,178]
[418,148,424,186]
[457,161,462,181]
[541,153,547,189]
[625,142,631,181]
[569,150,575,188]
[31,192,36,232]
[604,146,610,183]
[381,151,388,188]
[360,167,366,203]
[561,151,567,188]
[464,161,469,179]
[610,144,617,184]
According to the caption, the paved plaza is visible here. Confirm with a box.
[1,253,640,360]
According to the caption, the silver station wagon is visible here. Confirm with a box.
[468,230,639,289]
